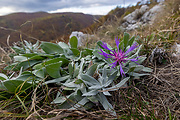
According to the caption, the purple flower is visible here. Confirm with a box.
[98,38,139,77]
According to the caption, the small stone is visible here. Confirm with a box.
[149,47,167,64]
[69,31,93,47]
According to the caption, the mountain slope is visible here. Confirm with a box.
[0,12,100,45]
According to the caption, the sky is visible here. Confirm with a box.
[0,0,145,16]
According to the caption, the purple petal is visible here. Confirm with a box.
[100,42,113,52]
[120,64,126,77]
[126,57,140,65]
[118,49,125,57]
[98,49,112,59]
[110,60,118,68]
[115,37,120,51]
[125,42,139,55]
[126,58,138,62]
[111,49,118,56]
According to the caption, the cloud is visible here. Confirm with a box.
[0,0,143,16]
[0,7,15,16]
[48,5,118,15]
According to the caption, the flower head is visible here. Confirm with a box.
[98,38,139,77]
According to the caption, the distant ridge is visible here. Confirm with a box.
[0,12,101,45]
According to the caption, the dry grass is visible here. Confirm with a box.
[135,0,180,47]
[0,47,12,73]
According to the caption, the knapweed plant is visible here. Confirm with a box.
[0,33,152,116]
[98,37,139,76]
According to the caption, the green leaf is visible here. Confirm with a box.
[103,70,118,87]
[88,96,99,103]
[54,91,84,109]
[80,74,100,86]
[22,53,38,58]
[52,96,68,104]
[5,60,40,71]
[40,42,63,54]
[45,62,62,78]
[21,71,33,75]
[69,36,78,48]
[102,67,107,80]
[128,45,142,59]
[86,64,98,76]
[129,72,150,77]
[0,83,7,91]
[96,41,104,49]
[88,85,103,89]
[108,70,118,81]
[100,67,110,86]
[45,58,68,66]
[58,42,69,49]
[97,41,113,51]
[28,55,45,60]
[129,64,143,72]
[33,40,40,49]
[58,58,69,66]
[0,73,8,80]
[142,67,152,73]
[68,62,74,78]
[23,60,40,70]
[16,74,36,82]
[27,54,55,60]
[44,75,70,84]
[70,97,89,109]
[12,46,24,54]
[24,40,32,49]
[119,40,124,50]
[3,80,32,93]
[20,60,40,70]
[63,87,75,90]
[123,32,130,48]
[81,49,93,57]
[53,94,75,109]
[4,63,17,70]
[14,56,27,62]
[33,63,44,70]
[79,58,85,74]
[63,81,80,88]
[97,93,116,116]
[137,56,146,64]
[75,79,83,84]
[106,77,130,91]
[102,88,111,96]
[33,68,45,78]
[82,90,98,96]
[93,49,103,60]
[70,48,80,56]
[73,68,79,78]
[129,36,135,46]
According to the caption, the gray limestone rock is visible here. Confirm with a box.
[69,31,93,47]
[121,2,164,31]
